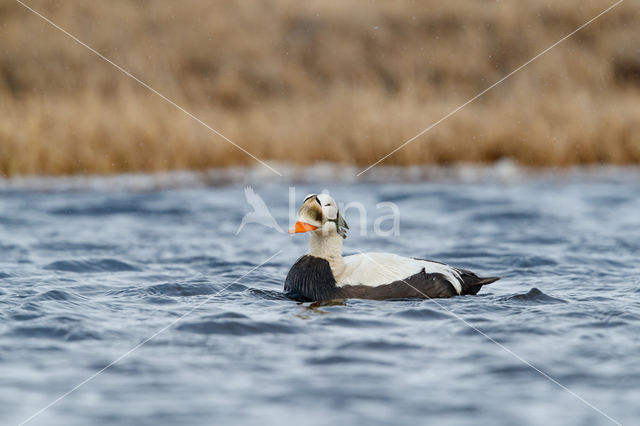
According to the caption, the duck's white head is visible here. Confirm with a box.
[288,193,349,239]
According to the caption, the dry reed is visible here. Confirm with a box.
[1,0,640,176]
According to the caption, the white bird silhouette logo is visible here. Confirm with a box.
[236,187,285,234]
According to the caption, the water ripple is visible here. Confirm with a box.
[43,259,140,273]
[1,177,639,425]
[177,318,297,335]
[8,325,100,341]
[506,288,568,304]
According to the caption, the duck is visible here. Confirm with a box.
[285,193,499,301]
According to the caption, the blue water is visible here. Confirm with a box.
[1,169,639,426]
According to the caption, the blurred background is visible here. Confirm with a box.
[1,0,639,176]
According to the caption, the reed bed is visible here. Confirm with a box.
[1,0,639,176]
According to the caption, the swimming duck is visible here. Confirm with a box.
[285,193,499,301]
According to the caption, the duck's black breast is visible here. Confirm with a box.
[284,256,460,301]
[284,255,340,302]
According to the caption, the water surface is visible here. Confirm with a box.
[1,168,639,425]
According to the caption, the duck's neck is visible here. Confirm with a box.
[308,232,345,279]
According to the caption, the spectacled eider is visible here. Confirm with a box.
[285,193,499,302]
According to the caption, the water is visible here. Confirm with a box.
[1,168,639,426]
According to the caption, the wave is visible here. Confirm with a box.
[506,288,568,304]
[177,315,298,336]
[43,258,140,273]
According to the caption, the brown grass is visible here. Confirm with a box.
[1,0,640,176]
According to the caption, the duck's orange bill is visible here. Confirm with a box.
[288,221,318,234]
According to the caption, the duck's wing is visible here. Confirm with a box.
[338,252,462,294]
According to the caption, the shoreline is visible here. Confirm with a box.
[2,161,638,191]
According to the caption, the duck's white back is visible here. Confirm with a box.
[336,252,461,293]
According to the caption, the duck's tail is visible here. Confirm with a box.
[456,268,500,296]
